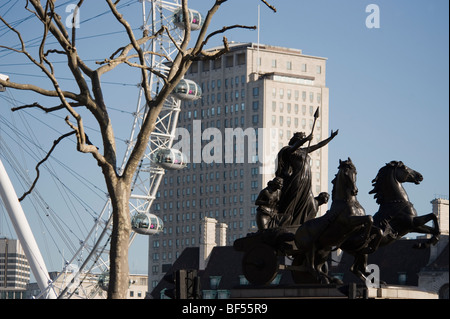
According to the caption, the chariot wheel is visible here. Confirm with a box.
[242,244,279,285]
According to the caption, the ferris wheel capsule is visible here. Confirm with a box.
[172,78,202,101]
[173,8,204,31]
[0,73,9,92]
[98,272,109,291]
[131,212,164,235]
[152,148,188,170]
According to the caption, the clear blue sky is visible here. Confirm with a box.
[1,1,448,276]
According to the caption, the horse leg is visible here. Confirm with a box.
[349,253,387,286]
[316,250,341,284]
[412,213,440,248]
[345,215,374,251]
[365,226,383,253]
[304,247,317,282]
[350,253,369,282]
[315,263,331,284]
[305,245,329,284]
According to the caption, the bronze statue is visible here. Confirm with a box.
[234,108,343,285]
[340,161,441,282]
[275,129,337,225]
[236,109,441,287]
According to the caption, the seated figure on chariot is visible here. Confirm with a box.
[255,177,292,230]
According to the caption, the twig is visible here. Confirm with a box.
[203,25,256,47]
[19,131,76,202]
[260,0,277,12]
[12,102,83,113]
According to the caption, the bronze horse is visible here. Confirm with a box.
[340,161,441,282]
[294,158,373,284]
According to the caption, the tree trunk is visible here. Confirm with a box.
[107,180,131,299]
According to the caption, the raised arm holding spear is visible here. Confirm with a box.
[275,107,339,225]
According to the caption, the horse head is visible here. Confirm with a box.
[331,157,358,200]
[369,161,423,204]
[393,161,423,185]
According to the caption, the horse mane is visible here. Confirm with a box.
[331,158,356,200]
[369,160,402,204]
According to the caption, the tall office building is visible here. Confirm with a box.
[0,238,31,292]
[149,43,330,289]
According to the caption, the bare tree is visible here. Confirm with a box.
[0,0,275,299]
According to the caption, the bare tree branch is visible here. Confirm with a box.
[105,0,156,116]
[26,1,94,106]
[260,0,277,12]
[163,26,184,56]
[27,0,71,49]
[14,2,114,168]
[18,131,76,202]
[71,0,85,47]
[11,102,83,113]
[95,28,168,73]
[44,49,67,56]
[1,3,92,110]
[191,0,225,52]
[64,115,107,165]
[192,36,230,61]
[203,24,257,48]
[38,2,51,66]
[0,78,79,101]
[0,15,27,53]
[122,61,169,84]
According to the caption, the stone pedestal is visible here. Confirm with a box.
[367,285,438,299]
[230,284,438,299]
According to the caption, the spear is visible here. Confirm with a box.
[299,106,319,174]
[306,107,320,153]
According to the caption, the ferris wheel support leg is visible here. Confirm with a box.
[0,159,57,299]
